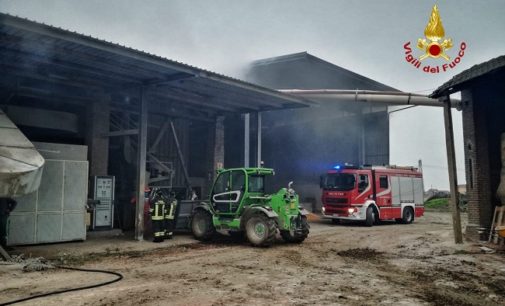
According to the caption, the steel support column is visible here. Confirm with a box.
[244,113,250,167]
[135,87,148,241]
[257,112,262,167]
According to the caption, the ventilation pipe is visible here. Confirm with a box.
[279,89,460,108]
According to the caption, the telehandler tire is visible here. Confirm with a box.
[245,213,276,247]
[281,215,309,243]
[191,209,216,241]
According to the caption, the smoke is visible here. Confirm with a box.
[1,0,504,190]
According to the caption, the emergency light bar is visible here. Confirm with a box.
[332,163,359,170]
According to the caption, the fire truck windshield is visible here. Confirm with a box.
[322,173,356,191]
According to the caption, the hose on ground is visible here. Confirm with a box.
[0,266,123,305]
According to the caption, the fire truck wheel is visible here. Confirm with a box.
[365,207,376,227]
[402,207,414,224]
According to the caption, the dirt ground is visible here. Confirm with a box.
[2,211,505,306]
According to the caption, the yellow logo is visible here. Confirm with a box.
[417,5,453,60]
[403,4,467,74]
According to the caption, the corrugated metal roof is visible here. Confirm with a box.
[250,52,398,92]
[431,55,505,98]
[0,13,316,120]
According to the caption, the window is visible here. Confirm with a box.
[231,170,245,191]
[248,175,265,193]
[322,173,356,191]
[379,176,388,189]
[213,172,230,194]
[358,174,369,193]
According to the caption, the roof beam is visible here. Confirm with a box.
[0,35,173,79]
[160,84,261,111]
[109,100,215,123]
[0,47,138,84]
[0,15,197,75]
[144,72,195,86]
[150,90,255,112]
[102,129,139,137]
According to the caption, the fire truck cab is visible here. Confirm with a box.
[320,164,424,226]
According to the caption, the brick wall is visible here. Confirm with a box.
[461,88,493,240]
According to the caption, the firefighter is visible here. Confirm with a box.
[0,197,17,250]
[130,187,152,236]
[149,188,166,242]
[164,194,178,239]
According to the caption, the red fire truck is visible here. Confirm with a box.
[320,164,424,226]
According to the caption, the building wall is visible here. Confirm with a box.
[462,77,505,240]
[244,53,392,210]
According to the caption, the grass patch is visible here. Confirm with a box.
[425,198,449,210]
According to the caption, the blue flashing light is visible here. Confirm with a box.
[333,165,341,170]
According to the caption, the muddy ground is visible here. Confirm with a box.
[1,211,505,306]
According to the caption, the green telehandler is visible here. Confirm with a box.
[191,168,310,246]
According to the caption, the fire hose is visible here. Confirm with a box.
[0,266,123,305]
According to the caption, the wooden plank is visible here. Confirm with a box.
[148,121,170,153]
[442,96,463,244]
[492,206,505,244]
[102,129,139,137]
[0,245,11,261]
[170,121,192,195]
[147,153,174,175]
[489,206,499,243]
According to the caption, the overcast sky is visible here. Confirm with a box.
[1,0,504,190]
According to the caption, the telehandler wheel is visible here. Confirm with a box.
[281,215,309,243]
[365,206,376,227]
[245,214,277,247]
[191,209,216,241]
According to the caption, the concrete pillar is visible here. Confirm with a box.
[214,116,225,172]
[359,111,366,165]
[135,88,148,241]
[86,97,110,176]
[248,112,262,167]
[205,116,225,196]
